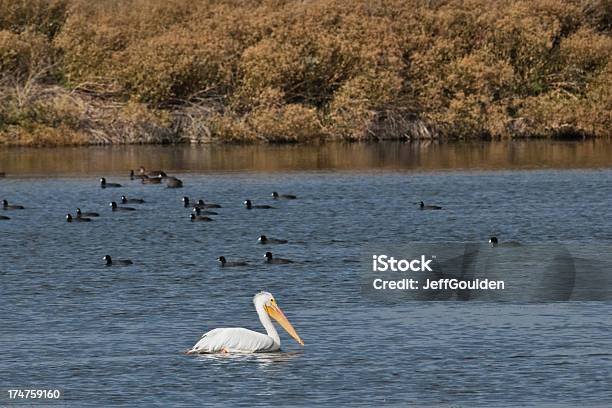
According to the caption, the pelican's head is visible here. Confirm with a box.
[254,291,304,346]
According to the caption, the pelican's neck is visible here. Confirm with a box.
[255,301,280,346]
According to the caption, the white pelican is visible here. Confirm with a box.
[187,292,304,354]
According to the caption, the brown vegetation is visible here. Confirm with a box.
[0,0,610,146]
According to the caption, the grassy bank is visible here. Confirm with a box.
[0,0,610,146]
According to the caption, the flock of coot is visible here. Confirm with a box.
[0,166,313,267]
[1,167,509,267]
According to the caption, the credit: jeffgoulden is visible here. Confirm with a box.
[372,278,505,291]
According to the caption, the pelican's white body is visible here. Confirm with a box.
[191,328,279,353]
[188,292,285,354]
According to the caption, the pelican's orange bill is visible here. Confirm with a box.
[265,303,304,346]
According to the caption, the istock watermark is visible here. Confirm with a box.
[370,253,504,292]
[372,255,434,272]
[361,243,612,302]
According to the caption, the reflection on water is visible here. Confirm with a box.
[193,351,303,366]
[0,140,611,175]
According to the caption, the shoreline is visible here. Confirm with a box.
[0,132,607,149]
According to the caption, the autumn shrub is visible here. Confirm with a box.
[0,0,68,39]
[0,123,87,146]
[0,29,56,82]
[207,103,322,143]
[327,71,404,139]
[1,0,610,145]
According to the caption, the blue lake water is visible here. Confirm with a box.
[1,143,611,406]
